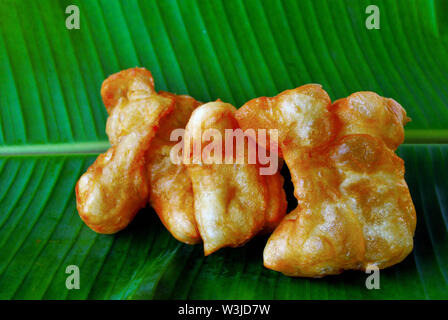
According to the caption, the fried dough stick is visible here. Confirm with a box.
[185,102,286,255]
[146,92,201,244]
[260,163,288,233]
[76,68,173,234]
[102,69,201,242]
[236,86,416,277]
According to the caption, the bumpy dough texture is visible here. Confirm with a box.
[76,68,173,234]
[185,102,287,255]
[260,167,288,233]
[146,92,202,244]
[236,86,416,277]
[331,92,409,150]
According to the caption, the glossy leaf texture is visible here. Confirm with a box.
[0,0,447,299]
[0,145,447,299]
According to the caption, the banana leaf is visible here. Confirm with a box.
[0,0,447,299]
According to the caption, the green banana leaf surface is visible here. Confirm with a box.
[0,0,447,299]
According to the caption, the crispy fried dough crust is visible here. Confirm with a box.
[259,160,288,234]
[146,92,202,244]
[76,68,173,234]
[185,102,286,255]
[331,92,410,150]
[236,87,416,277]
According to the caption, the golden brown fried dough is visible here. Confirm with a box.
[236,85,335,157]
[76,133,151,234]
[146,92,202,244]
[331,92,410,150]
[259,160,288,233]
[102,68,162,146]
[265,135,415,276]
[185,101,286,255]
[236,87,416,277]
[76,68,173,234]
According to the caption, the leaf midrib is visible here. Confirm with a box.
[0,129,447,156]
[0,141,110,156]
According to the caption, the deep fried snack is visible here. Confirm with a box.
[146,92,202,244]
[185,101,286,255]
[331,91,410,150]
[76,68,173,234]
[102,68,162,146]
[236,87,416,277]
[236,85,335,158]
[259,160,288,233]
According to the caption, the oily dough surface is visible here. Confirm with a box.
[236,86,416,277]
[76,68,173,234]
[146,91,202,244]
[185,101,286,255]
